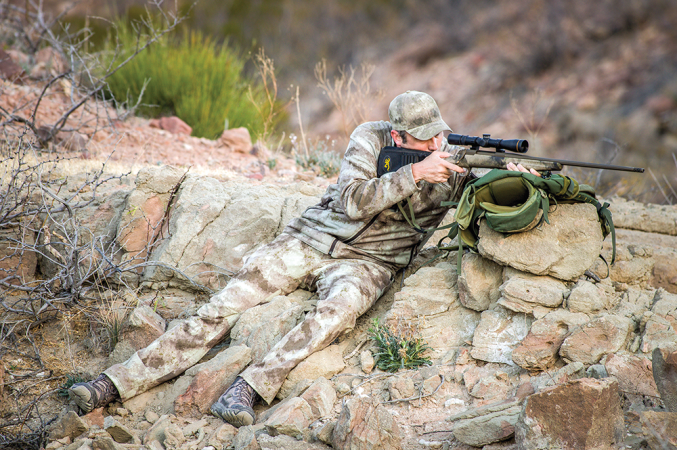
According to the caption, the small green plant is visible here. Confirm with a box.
[368,318,432,372]
[58,373,88,397]
[292,134,342,177]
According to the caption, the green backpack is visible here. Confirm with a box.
[400,169,616,272]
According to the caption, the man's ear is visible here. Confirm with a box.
[391,130,403,147]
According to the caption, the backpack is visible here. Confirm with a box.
[405,169,616,272]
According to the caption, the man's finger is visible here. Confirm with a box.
[440,159,467,174]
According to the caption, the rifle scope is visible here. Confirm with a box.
[447,133,529,153]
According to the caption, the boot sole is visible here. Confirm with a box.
[210,402,255,427]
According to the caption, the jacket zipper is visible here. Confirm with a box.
[343,214,379,245]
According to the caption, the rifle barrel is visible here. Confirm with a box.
[474,150,645,173]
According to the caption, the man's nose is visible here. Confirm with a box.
[428,137,440,151]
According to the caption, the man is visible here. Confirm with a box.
[69,90,537,427]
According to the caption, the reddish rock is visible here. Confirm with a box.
[512,318,569,371]
[0,49,26,83]
[604,353,659,398]
[639,411,677,450]
[515,378,625,450]
[332,398,401,450]
[149,116,192,136]
[220,127,253,153]
[173,345,251,417]
[82,407,105,428]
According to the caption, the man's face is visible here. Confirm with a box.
[392,130,444,152]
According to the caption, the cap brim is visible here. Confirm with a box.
[407,119,452,141]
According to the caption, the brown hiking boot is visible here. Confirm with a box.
[210,376,259,427]
[68,374,120,413]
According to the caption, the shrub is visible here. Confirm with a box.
[103,24,278,140]
[368,318,432,372]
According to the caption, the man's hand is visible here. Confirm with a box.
[412,151,467,184]
[506,162,541,177]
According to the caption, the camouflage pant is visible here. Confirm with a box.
[105,234,393,404]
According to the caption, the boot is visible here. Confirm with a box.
[69,374,120,413]
[210,376,259,427]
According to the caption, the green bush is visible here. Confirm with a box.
[103,24,279,140]
[368,318,432,372]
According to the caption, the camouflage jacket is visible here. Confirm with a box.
[284,121,470,271]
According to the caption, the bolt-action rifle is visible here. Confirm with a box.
[376,133,645,177]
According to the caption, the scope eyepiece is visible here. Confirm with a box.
[447,133,529,153]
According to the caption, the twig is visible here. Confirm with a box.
[381,374,445,405]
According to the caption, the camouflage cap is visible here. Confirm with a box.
[388,91,452,141]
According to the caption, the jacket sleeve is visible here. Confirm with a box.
[338,124,421,220]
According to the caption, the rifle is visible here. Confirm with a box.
[376,133,645,177]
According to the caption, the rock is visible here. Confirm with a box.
[604,353,659,398]
[207,423,238,449]
[359,350,374,373]
[103,416,134,443]
[651,248,677,294]
[478,203,604,281]
[174,345,252,416]
[300,377,337,419]
[230,294,306,363]
[608,197,677,236]
[278,345,345,400]
[458,252,503,311]
[0,48,27,83]
[91,436,125,450]
[0,222,38,281]
[50,411,88,441]
[568,280,608,314]
[586,364,608,379]
[449,399,522,447]
[639,411,677,450]
[468,370,516,403]
[515,378,625,450]
[312,420,336,445]
[332,398,401,450]
[56,130,89,152]
[116,165,186,282]
[31,46,67,78]
[149,116,192,136]
[119,304,166,351]
[258,434,333,449]
[602,244,655,286]
[612,287,655,323]
[143,414,172,445]
[220,127,253,153]
[143,175,320,291]
[529,362,586,392]
[471,307,532,365]
[560,314,633,365]
[388,375,415,400]
[652,347,677,412]
[386,263,480,363]
[264,397,314,440]
[498,268,569,314]
[512,309,589,371]
[233,425,261,450]
[512,318,570,371]
[641,314,677,355]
